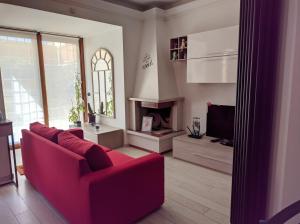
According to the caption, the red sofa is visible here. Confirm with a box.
[21,128,164,224]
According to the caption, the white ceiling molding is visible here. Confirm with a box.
[54,0,224,20]
[0,3,121,38]
[165,0,222,17]
[103,0,196,11]
[2,0,230,22]
[1,0,144,21]
[143,8,167,20]
[52,0,144,20]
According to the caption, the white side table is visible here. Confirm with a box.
[82,123,124,149]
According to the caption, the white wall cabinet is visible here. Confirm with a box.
[187,26,239,83]
[187,55,238,83]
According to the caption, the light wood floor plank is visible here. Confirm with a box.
[16,210,40,224]
[0,200,20,224]
[0,147,232,224]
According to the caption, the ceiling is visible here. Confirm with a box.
[103,0,196,11]
[0,4,120,38]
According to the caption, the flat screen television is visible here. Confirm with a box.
[206,104,235,141]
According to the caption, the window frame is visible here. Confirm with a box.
[0,28,87,132]
[36,33,87,126]
[91,48,116,119]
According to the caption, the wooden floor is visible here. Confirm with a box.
[0,147,232,224]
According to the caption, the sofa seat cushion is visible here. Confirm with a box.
[58,132,113,171]
[107,150,134,166]
[30,122,63,143]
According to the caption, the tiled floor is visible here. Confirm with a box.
[0,147,231,224]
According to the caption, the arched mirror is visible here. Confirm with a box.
[91,48,115,118]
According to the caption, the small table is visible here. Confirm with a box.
[0,120,18,187]
[82,123,124,149]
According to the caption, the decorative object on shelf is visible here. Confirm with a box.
[68,72,85,127]
[193,117,201,135]
[170,36,188,61]
[187,117,204,139]
[172,51,178,60]
[142,53,154,70]
[141,116,153,132]
[180,38,186,50]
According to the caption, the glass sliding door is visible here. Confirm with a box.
[0,30,44,142]
[42,35,80,129]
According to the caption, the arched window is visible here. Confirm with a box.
[91,48,115,118]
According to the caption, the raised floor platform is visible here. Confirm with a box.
[127,130,186,153]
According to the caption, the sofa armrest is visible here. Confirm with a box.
[80,153,164,224]
[66,128,84,139]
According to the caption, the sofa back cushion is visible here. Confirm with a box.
[30,122,63,143]
[58,132,113,171]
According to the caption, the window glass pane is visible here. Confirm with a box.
[99,71,106,115]
[0,31,44,142]
[42,35,80,129]
[93,72,99,113]
[105,71,113,117]
[95,59,108,71]
[105,53,111,62]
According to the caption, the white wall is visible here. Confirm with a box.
[166,0,240,132]
[2,0,144,130]
[84,28,126,129]
[132,9,179,101]
[0,1,144,132]
[267,0,300,223]
[2,0,241,134]
[132,12,160,100]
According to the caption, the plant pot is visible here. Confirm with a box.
[88,114,96,124]
[75,121,82,127]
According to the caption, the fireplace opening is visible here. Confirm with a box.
[129,98,184,135]
[128,98,185,153]
[141,107,173,136]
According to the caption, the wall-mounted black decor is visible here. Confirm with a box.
[230,0,282,223]
[142,53,153,70]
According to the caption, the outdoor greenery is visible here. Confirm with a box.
[105,72,114,117]
[68,73,85,123]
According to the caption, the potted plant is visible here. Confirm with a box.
[68,73,85,127]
